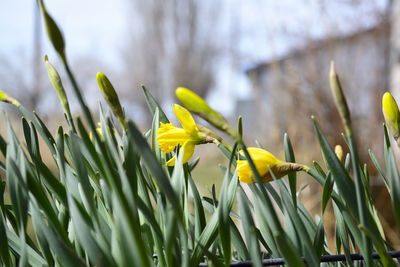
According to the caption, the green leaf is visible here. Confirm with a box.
[6,228,47,267]
[312,161,326,177]
[359,225,397,267]
[111,194,153,267]
[218,146,238,265]
[127,121,181,213]
[274,231,306,267]
[190,172,238,266]
[368,149,388,188]
[321,172,334,214]
[237,187,262,267]
[30,204,84,267]
[276,180,319,266]
[30,204,54,266]
[188,174,206,241]
[34,111,57,153]
[313,219,325,260]
[333,201,354,267]
[229,217,250,261]
[69,133,96,214]
[137,198,163,241]
[142,85,169,123]
[386,146,400,234]
[284,133,297,208]
[0,209,12,266]
[68,196,114,266]
[311,118,357,213]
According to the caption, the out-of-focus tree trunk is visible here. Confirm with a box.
[31,1,43,112]
[120,0,222,118]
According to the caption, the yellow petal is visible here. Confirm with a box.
[237,147,283,183]
[239,147,281,164]
[166,156,176,166]
[166,141,196,166]
[89,124,103,141]
[157,122,177,135]
[157,127,190,153]
[237,159,271,183]
[181,141,195,163]
[173,104,202,140]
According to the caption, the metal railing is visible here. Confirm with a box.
[197,250,400,266]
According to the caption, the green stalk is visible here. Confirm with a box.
[330,63,372,265]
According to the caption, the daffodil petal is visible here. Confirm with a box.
[236,147,285,183]
[166,156,176,166]
[239,147,281,164]
[157,128,191,153]
[181,141,195,164]
[173,104,201,138]
[166,141,195,166]
[237,159,271,183]
[157,122,177,135]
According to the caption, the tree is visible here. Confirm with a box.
[120,0,222,116]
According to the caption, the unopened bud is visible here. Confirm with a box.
[330,62,352,135]
[176,87,221,118]
[175,87,238,140]
[382,92,400,139]
[334,145,343,161]
[45,55,71,115]
[39,0,65,61]
[96,72,125,129]
[0,90,20,107]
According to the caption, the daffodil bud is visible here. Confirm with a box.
[330,62,352,135]
[96,72,125,129]
[335,145,343,161]
[176,87,221,118]
[175,87,238,140]
[45,55,71,115]
[0,90,20,107]
[39,0,66,61]
[382,92,400,139]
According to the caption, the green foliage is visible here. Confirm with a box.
[0,2,399,266]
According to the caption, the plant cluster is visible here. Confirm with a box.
[0,1,399,266]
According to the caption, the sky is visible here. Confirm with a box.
[0,0,126,65]
[0,0,389,118]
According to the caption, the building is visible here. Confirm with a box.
[241,23,390,162]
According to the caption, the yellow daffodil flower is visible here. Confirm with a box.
[237,147,304,184]
[89,123,103,141]
[89,122,116,141]
[157,104,205,166]
[382,92,400,139]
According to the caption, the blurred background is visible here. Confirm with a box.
[1,0,399,248]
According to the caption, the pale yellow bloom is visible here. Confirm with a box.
[157,104,204,166]
[237,147,304,184]
[334,145,343,161]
